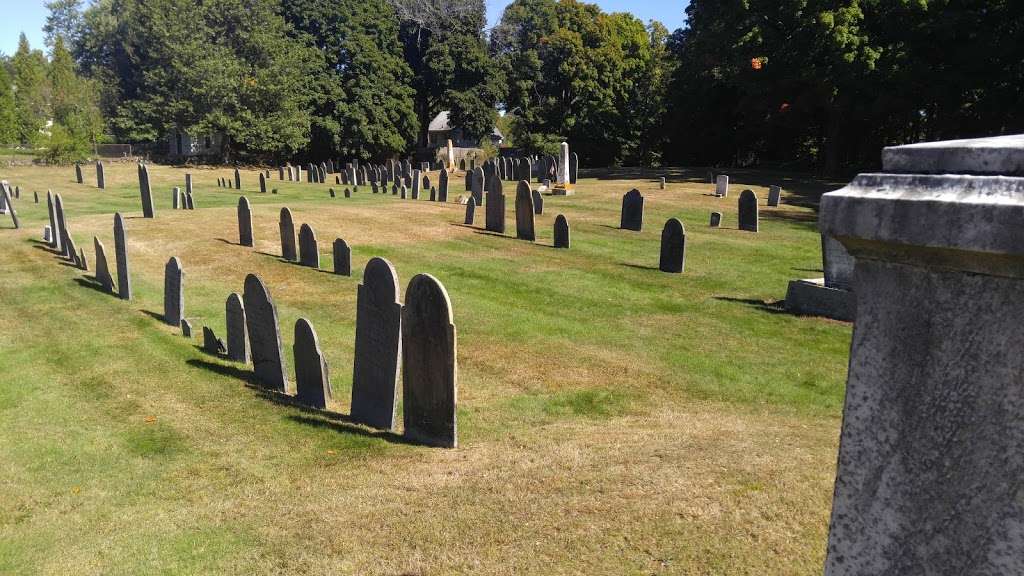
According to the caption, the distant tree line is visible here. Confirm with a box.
[6,0,1021,173]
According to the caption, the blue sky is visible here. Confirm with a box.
[1,0,687,57]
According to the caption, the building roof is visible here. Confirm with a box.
[428,110,503,139]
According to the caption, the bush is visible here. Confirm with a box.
[40,124,91,164]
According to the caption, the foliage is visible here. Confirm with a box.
[12,34,51,147]
[41,122,90,163]
[0,66,17,144]
[43,0,85,50]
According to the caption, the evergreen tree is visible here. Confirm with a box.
[0,66,16,144]
[12,34,50,146]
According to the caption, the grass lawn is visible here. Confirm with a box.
[0,161,851,574]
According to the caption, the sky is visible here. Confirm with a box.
[0,0,687,57]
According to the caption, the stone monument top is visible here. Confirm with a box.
[881,133,1024,175]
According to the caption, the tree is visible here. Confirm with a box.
[48,36,104,157]
[281,0,418,160]
[43,0,84,50]
[0,66,16,144]
[11,34,50,146]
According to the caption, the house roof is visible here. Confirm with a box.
[428,110,503,139]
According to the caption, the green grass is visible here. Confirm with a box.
[0,162,848,574]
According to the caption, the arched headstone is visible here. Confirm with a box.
[259,172,267,193]
[237,196,254,246]
[485,176,505,233]
[94,237,113,293]
[620,189,644,231]
[515,181,535,241]
[234,167,241,189]
[294,318,332,409]
[464,197,476,225]
[715,175,729,197]
[163,257,184,326]
[243,274,288,392]
[471,167,485,206]
[351,257,403,430]
[75,163,83,184]
[554,214,570,249]
[96,161,105,189]
[298,223,319,268]
[412,169,422,200]
[47,191,60,252]
[532,189,544,215]
[659,218,686,273]
[738,190,759,232]
[709,212,722,227]
[439,168,449,202]
[402,274,457,448]
[333,238,351,276]
[226,292,249,363]
[767,185,781,207]
[139,164,155,218]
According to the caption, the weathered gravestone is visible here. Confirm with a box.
[331,238,352,276]
[226,292,249,363]
[715,175,729,197]
[659,177,666,190]
[329,188,336,198]
[1,184,17,229]
[464,169,472,192]
[767,185,782,207]
[114,213,131,300]
[203,326,226,355]
[738,190,759,232]
[293,318,332,409]
[532,189,543,215]
[243,274,288,392]
[298,223,319,269]
[185,191,194,209]
[659,218,686,273]
[554,214,570,249]
[172,187,180,209]
[75,163,83,184]
[438,168,449,202]
[185,173,193,198]
[464,197,476,225]
[54,194,69,258]
[620,189,644,231]
[93,237,113,293]
[709,212,722,227]
[33,191,38,204]
[163,257,185,327]
[181,319,192,339]
[47,191,61,252]
[259,172,267,194]
[569,151,578,185]
[411,169,422,200]
[96,161,105,189]
[471,167,484,206]
[344,188,351,198]
[402,274,457,448]
[350,257,402,430]
[78,247,88,271]
[237,196,254,246]
[234,167,241,189]
[485,176,505,234]
[820,134,1024,575]
[138,164,155,218]
[515,181,536,241]
[429,186,436,202]
[64,232,78,265]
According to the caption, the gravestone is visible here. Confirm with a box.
[298,223,319,269]
[181,319,192,339]
[820,134,1024,575]
[423,176,431,191]
[185,173,193,198]
[569,151,578,184]
[203,326,226,355]
[402,274,458,448]
[515,181,536,241]
[75,163,83,183]
[485,176,505,233]
[163,257,185,326]
[767,185,781,207]
[78,247,87,271]
[47,191,61,252]
[54,194,69,257]
[438,168,449,202]
[710,212,722,227]
[96,161,105,189]
[114,213,131,300]
[659,218,686,273]
[412,169,421,200]
[715,175,729,197]
[225,292,249,363]
[329,188,335,198]
[332,238,351,276]
[620,189,644,231]
[237,196,254,246]
[738,190,759,232]
[259,172,267,193]
[464,197,476,225]
[293,318,332,409]
[471,167,484,206]
[344,188,351,198]
[1,184,17,229]
[43,226,51,243]
[139,164,155,218]
[464,169,472,191]
[279,166,285,180]
[93,237,113,293]
[350,257,402,430]
[64,233,78,265]
[33,191,38,203]
[243,274,288,392]
[172,187,180,209]
[429,187,436,202]
[532,189,543,215]
[400,185,407,199]
[185,191,194,209]
[554,215,570,249]
[234,168,241,190]
[660,177,666,190]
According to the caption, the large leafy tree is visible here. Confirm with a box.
[281,0,418,160]
[0,66,16,144]
[12,34,51,146]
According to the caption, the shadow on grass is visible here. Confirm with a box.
[73,276,114,295]
[792,267,823,274]
[621,263,661,272]
[714,296,790,316]
[186,357,259,385]
[139,309,165,322]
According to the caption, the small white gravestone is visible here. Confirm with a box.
[43,225,52,243]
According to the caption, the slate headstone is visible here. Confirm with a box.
[96,161,105,189]
[332,238,351,276]
[298,223,319,269]
[293,318,332,409]
[75,163,83,184]
[237,196,254,246]
[532,189,543,215]
[163,257,185,326]
[181,319,192,339]
[226,292,249,363]
[139,164,155,218]
[554,214,570,249]
[259,172,267,194]
[659,218,686,273]
[464,197,476,225]
[485,176,505,234]
[94,237,113,293]
[402,274,458,448]
[203,326,226,355]
[620,189,644,231]
[738,189,759,232]
[515,181,536,241]
[438,168,449,202]
[243,274,288,392]
[114,213,131,300]
[715,175,729,197]
[710,212,722,227]
[350,257,402,430]
[767,185,782,207]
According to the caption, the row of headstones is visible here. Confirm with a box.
[42,190,92,272]
[713,175,783,207]
[461,178,570,248]
[74,161,105,189]
[44,197,131,300]
[1,181,20,229]
[166,250,457,446]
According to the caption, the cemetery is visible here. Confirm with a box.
[2,0,1022,574]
